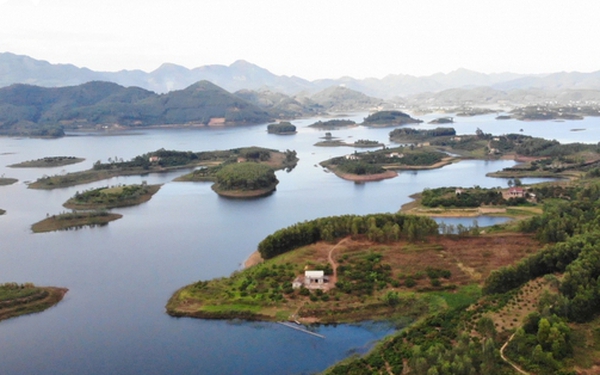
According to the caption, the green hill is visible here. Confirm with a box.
[0,80,272,137]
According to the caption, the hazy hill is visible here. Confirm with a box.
[234,89,323,119]
[0,80,272,136]
[3,52,600,102]
[307,86,388,112]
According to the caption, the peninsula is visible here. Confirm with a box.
[0,283,67,322]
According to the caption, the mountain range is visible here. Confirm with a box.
[3,52,600,99]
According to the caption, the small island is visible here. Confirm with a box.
[63,183,161,210]
[320,147,454,182]
[307,119,357,129]
[361,110,423,127]
[8,156,85,168]
[0,209,5,215]
[315,138,384,148]
[267,122,297,135]
[455,107,497,117]
[428,116,454,124]
[0,282,68,322]
[0,177,18,186]
[31,211,123,233]
[211,162,279,198]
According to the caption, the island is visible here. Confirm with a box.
[63,183,161,210]
[361,110,423,127]
[8,156,85,168]
[266,122,297,135]
[307,119,357,129]
[0,282,67,322]
[29,147,298,190]
[31,211,123,233]
[320,146,454,182]
[0,209,5,215]
[455,107,498,117]
[0,177,18,186]
[210,162,278,198]
[314,138,384,148]
[428,116,454,124]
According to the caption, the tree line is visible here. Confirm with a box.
[257,213,438,259]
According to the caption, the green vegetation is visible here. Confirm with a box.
[0,282,67,322]
[510,105,600,121]
[8,156,84,168]
[362,110,423,127]
[308,119,356,129]
[29,147,298,189]
[212,162,278,197]
[31,211,123,233]
[353,139,382,147]
[175,148,298,183]
[258,213,438,259]
[389,127,456,142]
[422,187,515,208]
[321,147,448,178]
[0,81,272,137]
[266,122,296,134]
[0,177,17,186]
[63,183,161,209]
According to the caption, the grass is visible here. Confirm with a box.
[31,211,123,233]
[63,184,161,209]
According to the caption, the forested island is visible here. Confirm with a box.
[308,119,357,129]
[361,110,423,127]
[31,211,123,233]
[314,138,384,148]
[8,156,84,168]
[0,209,5,215]
[0,283,67,322]
[211,162,279,198]
[320,147,453,182]
[63,183,161,209]
[266,122,296,134]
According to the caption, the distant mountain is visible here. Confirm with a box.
[306,86,388,112]
[404,87,600,108]
[0,80,272,137]
[234,89,323,119]
[2,52,600,101]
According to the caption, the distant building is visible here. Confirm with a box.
[292,270,328,290]
[508,187,525,198]
[345,154,359,160]
[149,156,160,163]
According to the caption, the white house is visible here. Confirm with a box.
[292,270,327,289]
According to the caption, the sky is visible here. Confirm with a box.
[0,0,599,80]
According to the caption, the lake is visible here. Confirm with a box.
[0,112,595,374]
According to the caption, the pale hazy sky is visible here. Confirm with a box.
[0,0,598,80]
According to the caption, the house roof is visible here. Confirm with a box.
[305,270,324,278]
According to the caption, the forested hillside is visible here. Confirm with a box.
[0,80,271,137]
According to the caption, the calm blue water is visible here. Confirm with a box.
[0,112,596,374]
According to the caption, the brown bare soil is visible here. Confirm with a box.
[333,170,398,182]
[0,287,68,322]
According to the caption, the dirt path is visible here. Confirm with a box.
[500,333,530,375]
[327,237,349,287]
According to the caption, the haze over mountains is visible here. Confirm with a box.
[2,52,600,100]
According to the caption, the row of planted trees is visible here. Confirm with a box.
[257,213,439,259]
